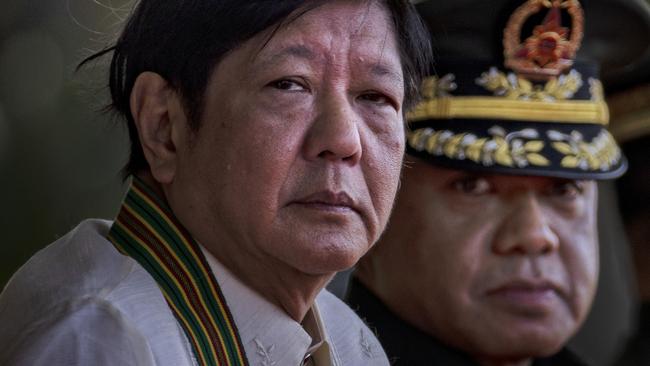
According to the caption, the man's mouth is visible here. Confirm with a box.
[485,279,565,314]
[291,190,358,213]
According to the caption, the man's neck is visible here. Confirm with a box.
[205,239,334,322]
[134,171,334,322]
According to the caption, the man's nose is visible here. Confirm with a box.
[302,92,362,165]
[492,192,560,256]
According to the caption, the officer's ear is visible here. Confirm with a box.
[130,72,188,184]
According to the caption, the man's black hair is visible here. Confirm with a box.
[79,0,433,178]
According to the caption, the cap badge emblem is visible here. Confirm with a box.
[504,0,584,81]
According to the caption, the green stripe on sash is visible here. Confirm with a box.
[107,177,248,366]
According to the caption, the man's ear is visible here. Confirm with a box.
[130,72,185,184]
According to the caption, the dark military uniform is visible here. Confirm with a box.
[616,303,650,366]
[609,84,650,366]
[347,279,587,366]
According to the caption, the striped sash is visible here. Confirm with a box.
[107,177,248,366]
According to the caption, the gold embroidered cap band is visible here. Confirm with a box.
[407,96,609,125]
[411,0,650,179]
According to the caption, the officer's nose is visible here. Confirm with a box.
[492,192,560,256]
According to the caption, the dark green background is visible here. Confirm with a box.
[0,0,130,287]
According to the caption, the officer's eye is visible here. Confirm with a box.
[451,175,493,195]
[547,179,586,199]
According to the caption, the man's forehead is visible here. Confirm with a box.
[252,44,316,68]
[255,37,400,63]
[251,3,397,56]
[273,0,392,36]
[245,17,403,84]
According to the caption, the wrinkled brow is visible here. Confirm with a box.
[255,45,316,69]
[369,63,403,85]
[254,43,403,86]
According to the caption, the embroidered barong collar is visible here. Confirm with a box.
[107,177,330,366]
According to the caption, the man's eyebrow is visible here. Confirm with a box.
[256,45,316,68]
[369,63,404,85]
[255,44,403,84]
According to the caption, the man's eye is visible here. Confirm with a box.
[547,180,585,199]
[359,92,397,109]
[269,79,306,91]
[452,176,493,195]
[360,92,388,103]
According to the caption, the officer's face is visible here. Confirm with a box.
[359,157,598,362]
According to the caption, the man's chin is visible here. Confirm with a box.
[292,248,365,276]
[481,302,577,351]
[280,226,372,275]
[469,343,565,366]
[475,327,571,361]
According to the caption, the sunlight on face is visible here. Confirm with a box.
[168,1,406,277]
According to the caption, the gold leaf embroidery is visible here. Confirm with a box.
[561,156,580,168]
[421,74,457,99]
[476,67,583,101]
[494,138,514,166]
[527,153,551,166]
[524,141,544,152]
[426,131,443,153]
[548,129,621,170]
[552,142,573,155]
[466,138,487,163]
[589,78,604,102]
[409,127,620,172]
[407,126,549,168]
[443,134,466,158]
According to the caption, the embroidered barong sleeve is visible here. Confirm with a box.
[2,298,155,366]
[0,220,196,366]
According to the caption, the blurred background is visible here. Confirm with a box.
[0,1,648,365]
[0,0,131,286]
